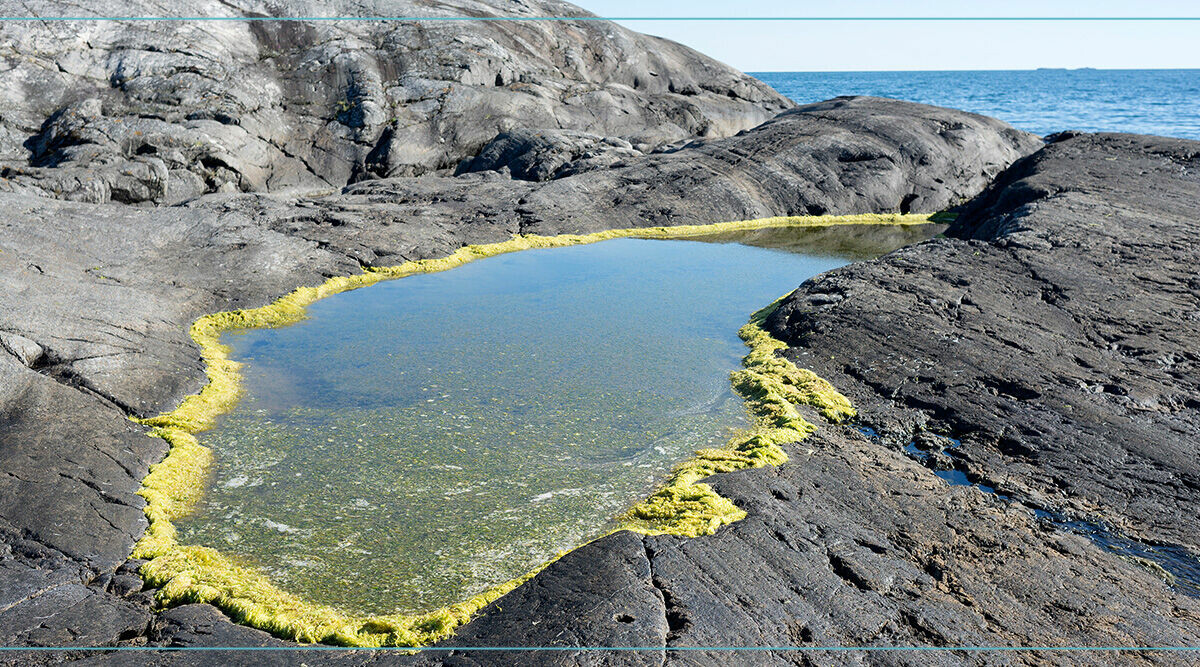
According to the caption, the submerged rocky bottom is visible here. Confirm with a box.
[175,224,938,615]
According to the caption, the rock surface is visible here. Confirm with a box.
[454,128,645,181]
[283,95,1037,266]
[767,131,1200,563]
[1,3,1197,665]
[0,0,790,204]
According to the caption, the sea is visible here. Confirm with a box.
[752,69,1200,140]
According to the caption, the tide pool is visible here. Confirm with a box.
[174,223,937,615]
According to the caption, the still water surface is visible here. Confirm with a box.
[176,224,937,615]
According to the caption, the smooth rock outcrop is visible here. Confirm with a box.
[285,95,1039,269]
[454,128,645,181]
[767,132,1200,556]
[0,0,790,203]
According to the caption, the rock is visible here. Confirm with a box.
[431,531,667,666]
[149,604,303,649]
[766,132,1200,555]
[328,96,1040,250]
[0,580,150,648]
[453,129,644,182]
[5,0,1195,660]
[0,331,42,367]
[421,424,1200,661]
[0,0,791,202]
[107,574,143,597]
[66,604,374,666]
[2,157,169,205]
[163,168,207,205]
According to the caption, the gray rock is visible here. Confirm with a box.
[5,1,1194,662]
[0,580,150,648]
[0,0,791,203]
[766,132,1200,565]
[0,331,42,367]
[454,128,644,181]
[108,574,144,597]
[433,531,667,666]
[324,96,1039,256]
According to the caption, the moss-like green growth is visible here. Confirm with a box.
[135,540,552,647]
[133,212,924,646]
[616,297,852,536]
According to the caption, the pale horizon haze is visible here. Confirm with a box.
[571,1,1200,72]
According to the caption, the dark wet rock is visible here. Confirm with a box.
[766,132,1200,567]
[430,531,667,666]
[0,0,790,203]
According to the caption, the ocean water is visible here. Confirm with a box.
[753,69,1200,140]
[175,223,938,615]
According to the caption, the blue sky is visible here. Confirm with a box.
[571,1,1200,71]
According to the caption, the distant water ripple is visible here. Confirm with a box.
[755,69,1200,140]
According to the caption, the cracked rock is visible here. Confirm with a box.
[0,332,43,367]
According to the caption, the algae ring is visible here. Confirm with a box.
[132,213,935,646]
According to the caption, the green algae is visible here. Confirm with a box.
[132,212,930,647]
[616,296,851,536]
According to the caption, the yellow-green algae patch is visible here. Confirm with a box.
[133,212,929,647]
[616,297,854,537]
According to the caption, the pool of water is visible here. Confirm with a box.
[175,223,938,615]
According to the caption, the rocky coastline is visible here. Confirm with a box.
[1,2,1197,665]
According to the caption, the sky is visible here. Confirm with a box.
[570,1,1200,71]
